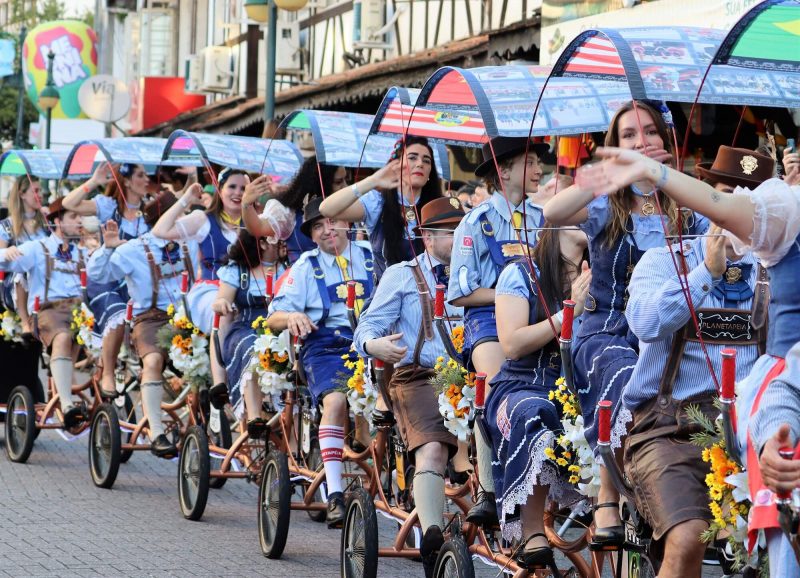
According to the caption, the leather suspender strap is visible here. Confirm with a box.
[142,242,161,310]
[658,330,687,399]
[409,264,434,366]
[182,243,195,286]
[750,264,769,331]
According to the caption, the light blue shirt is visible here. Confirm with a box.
[217,261,288,295]
[0,217,49,245]
[580,195,709,248]
[623,236,760,411]
[359,189,419,241]
[268,240,373,328]
[447,193,543,302]
[354,252,463,368]
[0,233,88,310]
[87,232,199,315]
[95,194,148,239]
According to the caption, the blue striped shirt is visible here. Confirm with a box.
[354,252,462,368]
[623,236,760,411]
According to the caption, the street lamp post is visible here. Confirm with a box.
[38,51,59,150]
[12,26,27,149]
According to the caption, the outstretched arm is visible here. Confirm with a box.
[151,183,205,241]
[63,163,113,215]
[319,161,401,222]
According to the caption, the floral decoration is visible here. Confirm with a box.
[156,303,210,390]
[247,315,293,396]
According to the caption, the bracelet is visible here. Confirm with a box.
[363,340,370,356]
[178,196,190,208]
[351,184,362,199]
[553,310,564,325]
[655,163,669,189]
[82,183,93,195]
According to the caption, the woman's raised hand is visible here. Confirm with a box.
[371,159,402,190]
[570,260,592,317]
[243,175,273,206]
[576,147,658,198]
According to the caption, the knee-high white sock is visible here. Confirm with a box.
[413,470,445,532]
[141,382,165,440]
[476,435,496,493]
[51,357,75,412]
[319,425,345,495]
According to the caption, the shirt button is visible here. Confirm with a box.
[334,329,340,336]
[702,284,709,292]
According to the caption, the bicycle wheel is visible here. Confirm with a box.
[88,403,122,489]
[5,386,36,463]
[178,425,210,521]
[434,535,475,578]
[207,405,232,490]
[340,487,378,578]
[259,450,292,559]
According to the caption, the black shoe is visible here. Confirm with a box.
[246,417,268,439]
[209,382,229,410]
[151,434,178,459]
[420,525,444,578]
[372,408,395,427]
[326,492,346,528]
[590,502,624,547]
[446,463,470,486]
[62,405,87,430]
[466,491,499,527]
[516,533,559,575]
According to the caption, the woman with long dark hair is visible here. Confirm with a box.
[211,230,287,433]
[242,155,348,263]
[543,100,709,542]
[485,225,590,571]
[318,136,442,279]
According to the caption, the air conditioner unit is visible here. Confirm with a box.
[184,54,202,93]
[200,45,235,92]
[360,0,386,45]
[275,21,302,73]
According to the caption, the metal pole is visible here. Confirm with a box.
[264,0,278,129]
[13,26,27,149]
[45,108,51,150]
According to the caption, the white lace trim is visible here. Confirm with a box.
[101,310,126,338]
[610,406,632,452]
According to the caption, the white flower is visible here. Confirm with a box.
[725,470,750,505]
[259,371,294,396]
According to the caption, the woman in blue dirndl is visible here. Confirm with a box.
[544,100,708,541]
[212,230,287,435]
[62,162,150,396]
[485,226,590,570]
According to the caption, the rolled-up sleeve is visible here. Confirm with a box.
[353,265,404,356]
[447,220,482,302]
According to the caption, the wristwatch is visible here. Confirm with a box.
[351,184,363,199]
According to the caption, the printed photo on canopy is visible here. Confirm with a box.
[0,150,68,180]
[284,108,452,180]
[161,130,303,184]
[62,137,183,180]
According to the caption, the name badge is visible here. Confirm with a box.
[694,310,753,342]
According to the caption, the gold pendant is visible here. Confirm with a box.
[405,208,416,222]
[641,200,655,216]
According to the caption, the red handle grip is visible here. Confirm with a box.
[374,359,384,369]
[33,295,40,313]
[434,284,445,318]
[213,312,221,330]
[474,373,486,408]
[80,268,87,289]
[0,270,5,281]
[721,349,737,399]
[266,272,274,298]
[125,300,133,321]
[346,280,356,308]
[597,400,612,444]
[181,271,189,293]
[560,300,576,340]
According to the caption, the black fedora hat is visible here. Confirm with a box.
[474,136,550,177]
[300,196,325,237]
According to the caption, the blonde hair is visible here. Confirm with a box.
[8,176,44,240]
[602,101,687,246]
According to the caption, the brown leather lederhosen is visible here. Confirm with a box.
[623,265,769,540]
[389,264,458,455]
[142,241,195,311]
[37,241,85,347]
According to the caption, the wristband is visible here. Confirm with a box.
[82,183,93,195]
[178,196,191,208]
[351,184,362,199]
[553,310,565,325]
[655,164,669,189]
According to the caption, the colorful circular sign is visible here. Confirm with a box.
[23,20,98,119]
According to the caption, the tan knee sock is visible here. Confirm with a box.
[413,470,445,532]
[50,357,75,412]
[475,435,496,493]
[141,382,165,439]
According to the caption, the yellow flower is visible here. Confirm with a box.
[568,465,581,473]
[251,319,259,329]
[544,447,556,460]
[548,390,555,401]
[568,475,580,484]
[167,304,175,316]
[556,457,568,467]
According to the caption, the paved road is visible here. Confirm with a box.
[0,416,727,578]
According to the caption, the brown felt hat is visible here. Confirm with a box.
[46,197,68,222]
[695,146,775,189]
[418,197,465,230]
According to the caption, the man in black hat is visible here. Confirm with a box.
[267,197,375,528]
[447,136,548,524]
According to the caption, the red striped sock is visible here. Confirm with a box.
[318,425,345,495]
